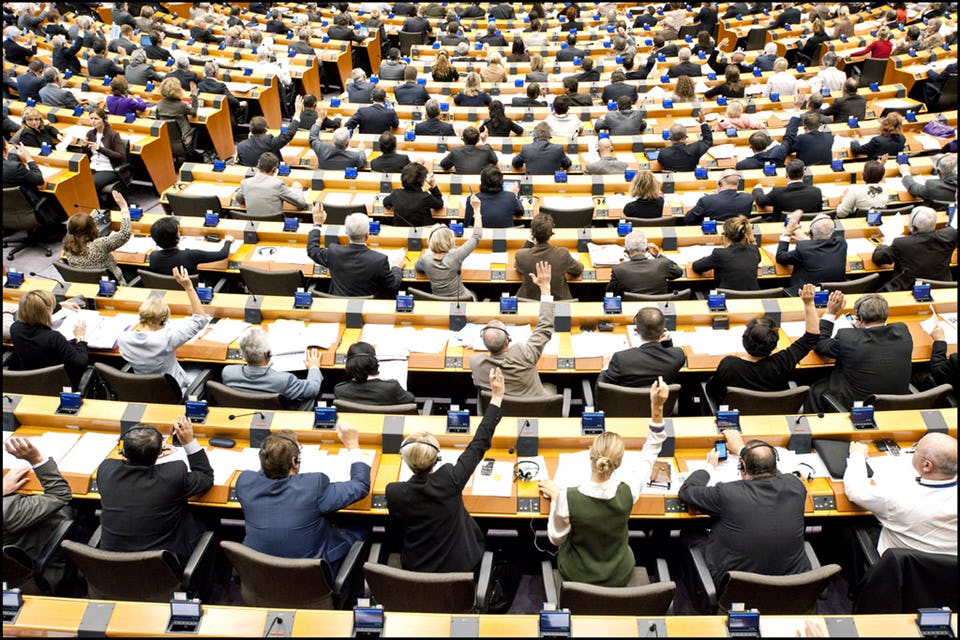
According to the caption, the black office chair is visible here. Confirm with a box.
[714,287,785,299]
[98,139,133,200]
[539,204,595,229]
[624,215,679,227]
[587,381,681,418]
[53,261,111,284]
[744,28,767,50]
[239,265,307,297]
[478,389,571,417]
[819,273,880,294]
[3,518,75,595]
[322,203,367,225]
[93,362,209,404]
[334,398,428,415]
[158,115,196,164]
[167,193,223,217]
[856,58,888,88]
[230,210,284,222]
[542,557,676,616]
[622,289,692,301]
[3,187,53,260]
[398,30,424,56]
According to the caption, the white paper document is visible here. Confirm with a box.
[204,447,243,485]
[688,326,746,356]
[461,252,509,270]
[708,143,738,160]
[879,212,905,241]
[540,196,595,211]
[830,313,855,337]
[115,235,157,254]
[247,245,307,263]
[587,242,626,267]
[569,332,629,359]
[57,432,119,476]
[673,244,718,266]
[3,432,81,470]
[470,460,514,497]
[179,236,228,253]
[921,308,958,344]
[53,309,138,349]
[845,237,879,255]
[197,319,250,345]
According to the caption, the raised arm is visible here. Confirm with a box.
[450,367,504,489]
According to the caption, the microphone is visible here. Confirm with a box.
[28,271,69,296]
[647,622,658,637]
[508,419,531,455]
[228,411,265,421]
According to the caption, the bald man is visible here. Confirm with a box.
[584,138,628,175]
[845,433,957,556]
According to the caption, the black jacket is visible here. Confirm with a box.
[415,117,456,137]
[383,186,444,226]
[599,341,686,387]
[370,152,411,173]
[684,190,755,225]
[792,129,834,166]
[334,379,415,405]
[394,81,430,105]
[10,322,88,388]
[87,54,124,78]
[692,244,761,290]
[236,122,299,167]
[821,94,867,122]
[148,243,234,276]
[657,123,713,172]
[667,61,702,77]
[850,133,906,161]
[606,254,683,296]
[776,236,848,290]
[440,144,498,174]
[512,140,571,175]
[345,103,399,135]
[753,181,822,221]
[306,232,402,298]
[872,228,958,290]
[52,39,82,74]
[735,116,801,170]
[601,82,638,104]
[708,332,819,399]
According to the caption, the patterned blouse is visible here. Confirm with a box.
[65,215,132,284]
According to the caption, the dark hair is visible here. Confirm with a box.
[634,307,666,341]
[403,65,417,81]
[150,216,180,249]
[565,32,577,46]
[610,70,625,83]
[371,86,387,102]
[553,94,571,115]
[379,130,397,154]
[93,38,107,54]
[580,57,594,71]
[802,113,821,131]
[303,93,317,108]
[511,38,525,55]
[562,76,579,93]
[622,54,635,70]
[725,64,743,93]
[387,47,400,60]
[526,83,540,99]
[257,152,279,173]
[786,159,805,180]
[862,160,885,184]
[617,95,632,111]
[249,116,268,135]
[260,430,299,479]
[122,425,163,466]
[742,317,780,357]
[480,164,504,193]
[487,100,510,132]
[345,341,379,382]
[63,213,99,256]
[462,126,480,145]
[531,212,554,243]
[741,440,777,476]
[401,161,427,190]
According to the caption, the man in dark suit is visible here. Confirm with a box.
[752,159,822,221]
[821,78,867,122]
[3,27,37,66]
[511,83,548,107]
[556,33,587,62]
[736,115,801,170]
[87,38,125,77]
[633,6,659,28]
[345,87,399,135]
[415,99,456,136]
[328,13,364,44]
[347,69,374,103]
[2,138,59,226]
[439,126,498,174]
[15,59,46,102]
[667,48,703,77]
[770,3,802,29]
[189,15,222,44]
[438,21,469,46]
[606,232,684,297]
[307,209,403,298]
[599,307,686,386]
[393,66,430,105]
[401,8,433,41]
[97,418,213,567]
[198,60,247,125]
[568,56,600,82]
[488,3,515,19]
[658,113,711,172]
[776,213,847,293]
[562,77,593,106]
[310,126,367,170]
[601,71,638,104]
[478,23,507,47]
[236,96,303,167]
[753,43,779,71]
[792,112,834,167]
[706,42,753,76]
[235,425,369,571]
[595,95,647,135]
[900,154,958,206]
[679,431,812,586]
[684,169,755,225]
[809,292,913,412]
[512,122,572,175]
[873,206,958,290]
[652,35,679,58]
[514,213,584,300]
[143,30,171,62]
[370,131,410,173]
[38,67,79,108]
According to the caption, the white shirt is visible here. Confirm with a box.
[836,183,889,218]
[843,451,958,556]
[547,426,667,546]
[544,112,582,139]
[89,132,114,172]
[763,71,798,98]
[810,67,846,94]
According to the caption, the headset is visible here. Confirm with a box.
[263,432,301,466]
[119,425,163,459]
[481,324,512,344]
[514,459,540,482]
[399,436,441,470]
[737,440,779,476]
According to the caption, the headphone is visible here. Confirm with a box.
[399,437,441,470]
[264,432,301,466]
[427,225,450,241]
[482,324,512,343]
[737,440,779,476]
[119,425,162,458]
[514,459,540,482]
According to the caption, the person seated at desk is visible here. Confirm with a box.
[525,54,549,83]
[707,283,820,400]
[3,436,73,593]
[454,72,492,108]
[752,159,823,221]
[430,51,459,83]
[385,367,504,572]
[808,291,913,412]
[836,159,888,218]
[808,52,846,96]
[692,215,761,290]
[584,138,629,175]
[478,24,508,49]
[198,60,248,126]
[762,57,797,99]
[678,429,812,587]
[790,112,834,167]
[378,48,407,82]
[347,68,375,103]
[667,47,702,78]
[124,48,163,86]
[516,214,584,300]
[164,54,202,93]
[3,25,37,66]
[899,153,958,207]
[872,205,958,291]
[148,216,235,276]
[38,67,80,109]
[394,66,430,106]
[64,190,132,284]
[439,126,498,174]
[51,33,82,76]
[568,56,600,83]
[9,288,88,388]
[401,6,433,42]
[105,76,149,118]
[561,77,593,107]
[595,96,647,136]
[545,95,583,140]
[234,152,317,219]
[118,266,211,393]
[479,100,524,138]
[237,97,303,167]
[622,170,665,219]
[851,113,907,162]
[87,38,125,78]
[607,230,684,297]
[754,42,780,72]
[929,324,958,391]
[369,131,411,173]
[299,94,340,133]
[383,161,445,227]
[705,39,752,77]
[189,14,223,44]
[691,30,715,58]
[78,106,131,206]
[844,433,957,556]
[415,99,456,137]
[14,59,46,103]
[417,196,483,301]
[345,87,399,135]
[821,78,867,122]
[465,165,523,227]
[307,210,404,298]
[684,169,755,226]
[847,25,894,61]
[776,211,847,293]
[507,38,530,63]
[222,327,322,403]
[600,308,685,387]
[658,113,711,172]
[12,106,61,148]
[714,100,763,132]
[512,122,572,175]
[143,29,171,62]
[97,417,213,568]
[479,50,508,83]
[334,341,415,405]
[310,126,368,171]
[556,32,587,62]
[601,70,639,105]
[109,23,136,55]
[539,381,670,587]
[734,114,801,170]
[438,21,468,47]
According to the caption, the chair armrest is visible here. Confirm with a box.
[581,379,594,409]
[120,362,134,373]
[125,274,142,288]
[363,541,383,598]
[186,368,213,402]
[821,392,847,413]
[210,277,228,294]
[687,544,717,612]
[88,525,102,548]
[541,559,558,606]
[560,386,572,418]
[181,530,215,594]
[78,365,97,397]
[655,557,671,584]
[475,550,494,612]
[33,518,75,594]
[803,540,822,570]
[420,398,434,416]
[334,539,367,607]
[700,380,719,416]
[854,528,881,567]
[2,351,13,367]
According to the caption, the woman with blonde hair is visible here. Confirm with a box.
[714,100,764,131]
[539,381,670,586]
[623,170,665,219]
[479,50,508,83]
[10,288,88,387]
[63,190,132,283]
[763,57,797,98]
[415,194,483,300]
[525,54,547,82]
[13,106,61,148]
[156,76,198,154]
[670,75,696,102]
[430,50,459,82]
[849,25,894,59]
[453,72,491,106]
[692,215,761,290]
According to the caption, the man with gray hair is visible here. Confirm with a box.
[595,95,647,135]
[347,68,374,103]
[512,122,572,175]
[584,138,629,175]
[164,53,201,91]
[310,126,367,170]
[754,41,779,71]
[306,209,404,298]
[899,154,958,206]
[38,67,80,108]
[233,152,319,218]
[776,211,847,294]
[667,46,702,77]
[470,261,556,397]
[3,26,36,66]
[809,291,913,412]
[810,51,846,94]
[873,205,957,290]
[221,327,323,403]
[683,168,754,225]
[607,230,683,296]
[414,99,455,136]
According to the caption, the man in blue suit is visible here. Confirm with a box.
[345,87,399,135]
[683,169,755,225]
[393,66,430,106]
[792,112,834,166]
[414,100,456,136]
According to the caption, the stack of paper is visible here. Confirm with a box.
[921,307,958,344]
[116,236,157,253]
[708,144,738,160]
[846,237,880,255]
[605,194,632,210]
[371,247,406,265]
[205,448,244,485]
[470,461,514,497]
[53,309,138,349]
[540,196,596,211]
[673,244,717,266]
[196,319,250,345]
[3,432,81,469]
[58,432,119,476]
[587,242,626,267]
[461,252,509,270]
[179,237,228,253]
[879,212,905,241]
[688,326,746,356]
[265,320,340,371]
[569,332,629,359]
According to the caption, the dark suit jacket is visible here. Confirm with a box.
[370,152,411,173]
[307,231,402,298]
[236,123,299,166]
[658,123,713,172]
[87,54,124,78]
[439,144,498,174]
[383,186,444,226]
[3,39,36,66]
[595,110,646,135]
[667,61,702,77]
[684,190,755,225]
[514,241,583,299]
[415,117,456,136]
[345,103,399,134]
[692,244,761,290]
[567,92,593,107]
[850,133,906,161]
[754,181,822,220]
[52,39,82,74]
[822,94,867,122]
[813,321,913,409]
[872,228,958,290]
[15,72,45,101]
[599,341,686,386]
[556,46,587,62]
[334,379,415,405]
[606,255,684,296]
[679,471,811,585]
[394,81,430,105]
[776,236,847,290]
[754,53,778,71]
[189,26,222,44]
[347,81,374,103]
[10,321,88,388]
[512,140,572,175]
[328,25,363,43]
[402,16,431,35]
[793,130,834,166]
[97,450,214,566]
[735,116,800,170]
[601,82,638,104]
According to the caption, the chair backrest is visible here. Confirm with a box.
[717,564,841,614]
[220,541,336,609]
[867,384,953,411]
[398,30,424,56]
[3,364,72,396]
[716,287,784,299]
[61,540,182,602]
[93,362,183,403]
[624,216,679,227]
[159,115,190,158]
[724,385,810,416]
[322,203,367,225]
[54,261,109,284]
[363,561,476,613]
[408,286,459,301]
[137,269,200,291]
[312,290,374,299]
[205,381,284,410]
[595,382,681,418]
[937,73,958,110]
[334,398,419,415]
[539,205,595,229]
[622,288,692,301]
[920,278,956,289]
[2,187,38,231]
[479,390,564,416]
[239,265,305,297]
[818,273,879,294]
[230,210,284,222]
[166,193,222,217]
[853,547,958,614]
[857,58,888,87]
[744,28,767,50]
[559,580,676,616]
[2,546,34,591]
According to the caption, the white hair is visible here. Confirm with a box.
[239,327,271,365]
[678,47,691,61]
[4,26,20,39]
[764,42,777,55]
[910,206,937,233]
[351,67,366,82]
[936,154,957,177]
[624,230,648,254]
[344,212,370,241]
[331,127,350,149]
[175,53,190,70]
[809,217,834,240]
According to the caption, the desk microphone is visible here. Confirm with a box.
[647,622,658,637]
[508,419,531,455]
[228,411,266,421]
[27,272,67,289]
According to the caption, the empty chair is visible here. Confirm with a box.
[715,287,785,299]
[230,210,284,222]
[363,551,492,613]
[408,287,461,301]
[334,398,423,415]
[592,381,681,418]
[819,273,880,294]
[624,216,679,227]
[159,116,195,163]
[933,73,958,110]
[398,30,424,56]
[744,28,767,50]
[856,58,888,88]
[539,204,595,229]
[479,389,570,417]
[54,261,111,284]
[3,364,74,396]
[3,187,53,260]
[204,380,284,411]
[866,383,953,410]
[724,385,810,415]
[221,540,365,610]
[623,288,692,301]
[322,203,367,225]
[542,558,675,616]
[93,362,207,404]
[137,269,200,290]
[166,193,223,218]
[239,265,306,297]
[919,278,956,289]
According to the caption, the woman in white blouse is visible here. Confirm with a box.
[836,159,889,218]
[762,57,797,99]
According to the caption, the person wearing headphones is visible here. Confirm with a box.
[683,169,755,226]
[691,215,761,291]
[899,153,957,206]
[538,380,670,587]
[334,341,415,405]
[872,205,957,291]
[221,327,323,403]
[776,210,848,294]
[384,366,504,573]
[678,429,811,587]
[235,423,370,571]
[416,195,483,300]
[97,417,214,568]
[808,291,913,412]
